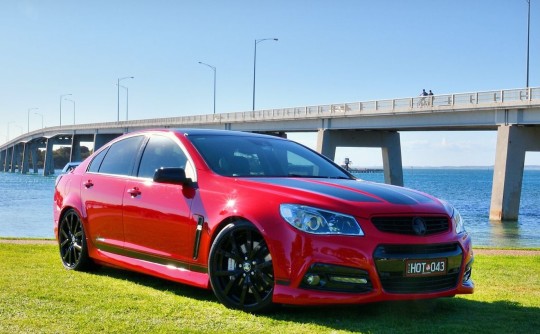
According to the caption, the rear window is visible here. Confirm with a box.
[87,148,108,173]
[97,136,144,176]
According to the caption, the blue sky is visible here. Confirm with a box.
[1,0,538,166]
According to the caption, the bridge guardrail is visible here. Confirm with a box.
[216,87,538,123]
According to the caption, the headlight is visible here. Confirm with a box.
[453,208,466,234]
[280,204,364,236]
[441,201,466,235]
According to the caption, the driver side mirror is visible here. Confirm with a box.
[153,167,191,185]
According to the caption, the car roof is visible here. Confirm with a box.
[182,129,280,137]
[101,129,288,152]
[144,128,288,140]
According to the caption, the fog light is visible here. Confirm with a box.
[305,274,321,286]
[329,276,368,284]
[463,266,472,283]
[300,263,372,293]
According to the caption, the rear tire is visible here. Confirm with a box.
[208,221,274,312]
[58,209,92,271]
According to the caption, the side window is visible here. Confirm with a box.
[137,135,188,178]
[87,147,109,173]
[98,136,144,176]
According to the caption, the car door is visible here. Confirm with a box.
[81,135,144,250]
[122,134,196,263]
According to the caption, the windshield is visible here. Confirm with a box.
[189,134,352,179]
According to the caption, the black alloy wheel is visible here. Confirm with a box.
[209,221,275,312]
[58,209,91,271]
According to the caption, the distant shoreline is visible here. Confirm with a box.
[348,166,540,170]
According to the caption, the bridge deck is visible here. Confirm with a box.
[2,87,540,148]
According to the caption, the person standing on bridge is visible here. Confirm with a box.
[419,89,428,107]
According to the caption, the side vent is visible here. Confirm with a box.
[192,215,205,260]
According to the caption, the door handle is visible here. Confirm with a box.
[83,180,94,188]
[127,187,141,197]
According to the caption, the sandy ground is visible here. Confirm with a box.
[0,238,538,255]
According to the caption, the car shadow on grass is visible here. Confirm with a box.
[91,265,215,302]
[87,266,538,333]
[269,298,540,333]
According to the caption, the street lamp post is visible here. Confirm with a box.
[117,84,129,121]
[526,0,531,87]
[27,107,38,133]
[198,61,217,114]
[65,98,76,125]
[252,38,278,111]
[34,112,44,129]
[117,76,134,122]
[60,94,72,126]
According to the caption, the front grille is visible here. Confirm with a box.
[377,243,460,256]
[371,216,449,236]
[374,243,462,294]
[379,273,460,293]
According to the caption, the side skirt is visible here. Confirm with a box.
[93,241,210,289]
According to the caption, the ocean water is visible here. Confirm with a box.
[0,171,57,239]
[0,168,539,248]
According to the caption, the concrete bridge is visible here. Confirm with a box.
[2,87,540,221]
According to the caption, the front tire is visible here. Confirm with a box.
[58,208,92,271]
[208,221,274,312]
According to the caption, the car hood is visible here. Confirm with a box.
[240,177,445,211]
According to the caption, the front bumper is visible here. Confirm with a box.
[271,235,474,306]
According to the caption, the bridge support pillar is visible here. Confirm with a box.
[17,144,24,172]
[9,144,22,173]
[21,143,30,174]
[490,125,540,221]
[0,150,5,172]
[70,134,94,162]
[43,138,56,176]
[4,147,12,172]
[32,145,40,173]
[94,133,122,152]
[316,129,403,186]
[21,143,40,174]
[71,136,81,162]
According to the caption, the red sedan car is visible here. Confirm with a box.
[54,129,474,312]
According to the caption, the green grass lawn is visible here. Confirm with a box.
[0,243,538,334]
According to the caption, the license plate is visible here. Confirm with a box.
[405,258,447,277]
